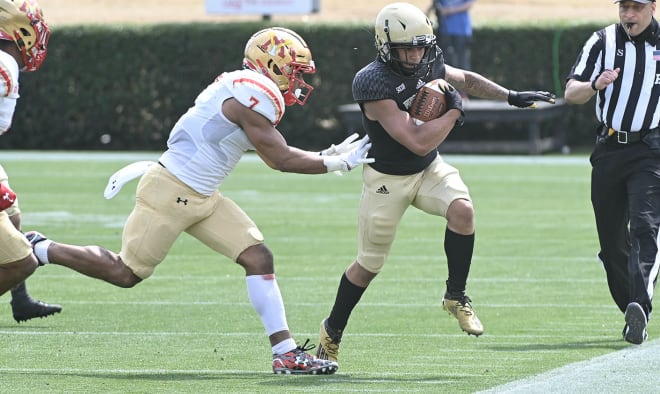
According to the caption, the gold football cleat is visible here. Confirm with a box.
[316,318,343,362]
[442,296,484,336]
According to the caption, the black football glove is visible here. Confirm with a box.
[443,83,465,127]
[507,90,556,108]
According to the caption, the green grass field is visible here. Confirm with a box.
[0,152,651,393]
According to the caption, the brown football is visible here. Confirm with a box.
[409,79,448,125]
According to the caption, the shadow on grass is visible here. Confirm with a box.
[0,324,57,330]
[258,374,463,388]
[6,370,462,386]
[487,337,627,352]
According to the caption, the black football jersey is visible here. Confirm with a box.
[352,51,446,175]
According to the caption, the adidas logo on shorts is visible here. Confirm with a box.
[376,185,389,194]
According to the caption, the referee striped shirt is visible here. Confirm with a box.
[567,19,660,132]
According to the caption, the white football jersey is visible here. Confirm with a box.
[0,50,20,134]
[159,69,285,196]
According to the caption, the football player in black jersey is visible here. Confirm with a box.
[316,2,555,363]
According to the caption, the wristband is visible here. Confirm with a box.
[322,156,349,172]
[591,79,598,91]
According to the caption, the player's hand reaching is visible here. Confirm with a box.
[320,132,360,156]
[323,134,374,173]
[342,134,374,169]
[507,90,556,108]
[0,182,17,212]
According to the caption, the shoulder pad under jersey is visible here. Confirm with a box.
[352,61,393,102]
[0,51,19,98]
[228,70,285,125]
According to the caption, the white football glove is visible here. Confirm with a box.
[322,134,374,173]
[319,133,360,156]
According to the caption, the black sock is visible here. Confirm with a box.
[327,273,367,331]
[11,281,28,299]
[444,227,475,297]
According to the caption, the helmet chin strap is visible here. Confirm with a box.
[283,90,297,106]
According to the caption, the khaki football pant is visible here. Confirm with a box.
[121,164,264,279]
[357,155,471,273]
[0,164,31,265]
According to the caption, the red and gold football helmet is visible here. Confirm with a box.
[243,27,316,106]
[0,0,50,72]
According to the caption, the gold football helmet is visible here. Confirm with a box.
[243,27,316,106]
[0,0,50,72]
[374,2,438,77]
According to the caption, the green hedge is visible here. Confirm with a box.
[0,22,604,152]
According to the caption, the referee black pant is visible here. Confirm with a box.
[590,140,660,318]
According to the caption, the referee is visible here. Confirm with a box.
[565,0,660,345]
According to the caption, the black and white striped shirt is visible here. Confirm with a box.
[567,19,660,132]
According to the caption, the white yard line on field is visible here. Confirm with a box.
[477,339,660,393]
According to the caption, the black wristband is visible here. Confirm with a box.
[591,79,598,91]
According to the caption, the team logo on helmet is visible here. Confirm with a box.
[258,33,291,59]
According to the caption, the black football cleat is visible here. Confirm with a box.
[11,296,62,323]
[623,302,648,345]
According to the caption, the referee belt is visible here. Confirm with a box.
[604,127,659,144]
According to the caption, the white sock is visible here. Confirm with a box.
[33,239,51,264]
[272,338,297,356]
[245,274,290,339]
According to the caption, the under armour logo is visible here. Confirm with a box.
[376,185,389,195]
[176,197,188,205]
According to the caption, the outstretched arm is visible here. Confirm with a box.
[445,65,509,100]
[445,65,556,107]
[223,98,371,174]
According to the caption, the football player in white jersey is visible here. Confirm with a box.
[26,27,372,374]
[0,0,61,323]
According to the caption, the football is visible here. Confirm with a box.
[409,79,448,125]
